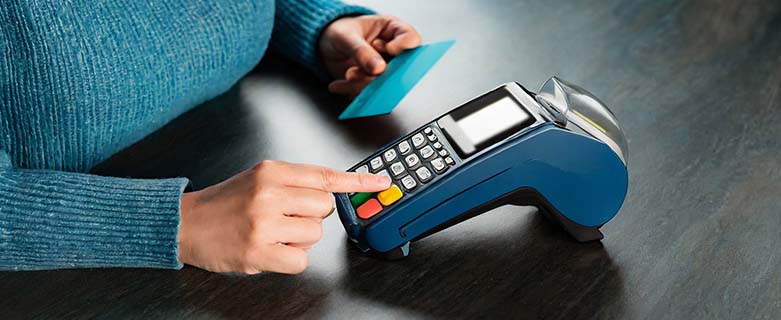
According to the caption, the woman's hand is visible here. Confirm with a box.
[177,160,391,274]
[319,15,422,99]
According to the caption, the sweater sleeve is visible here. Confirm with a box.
[0,151,189,270]
[270,0,374,74]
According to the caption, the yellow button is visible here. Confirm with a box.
[377,184,403,206]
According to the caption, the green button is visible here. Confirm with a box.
[351,192,375,209]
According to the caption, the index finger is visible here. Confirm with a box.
[276,162,391,193]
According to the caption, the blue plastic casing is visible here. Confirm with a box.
[336,81,628,255]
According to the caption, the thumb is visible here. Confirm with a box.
[347,35,386,75]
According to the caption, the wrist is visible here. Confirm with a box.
[178,191,199,265]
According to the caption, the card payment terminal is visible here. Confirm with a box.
[335,77,629,258]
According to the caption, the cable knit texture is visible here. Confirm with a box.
[0,0,371,270]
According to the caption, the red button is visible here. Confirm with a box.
[356,198,383,219]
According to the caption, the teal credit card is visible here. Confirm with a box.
[338,40,455,120]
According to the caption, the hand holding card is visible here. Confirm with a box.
[338,40,455,120]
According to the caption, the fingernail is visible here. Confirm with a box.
[376,175,391,186]
[368,57,384,72]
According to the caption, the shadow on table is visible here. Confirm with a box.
[0,266,331,319]
[339,213,627,319]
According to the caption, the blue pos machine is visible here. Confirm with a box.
[335,77,629,258]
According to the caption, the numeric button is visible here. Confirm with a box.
[415,166,433,183]
[383,149,397,162]
[404,154,421,169]
[431,158,447,174]
[398,141,411,155]
[390,162,406,177]
[369,157,383,172]
[445,156,455,166]
[400,175,417,192]
[411,133,426,149]
[355,165,369,173]
[420,146,435,159]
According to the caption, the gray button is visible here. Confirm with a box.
[400,175,417,191]
[420,146,435,159]
[370,156,383,171]
[411,133,426,148]
[424,127,433,135]
[415,166,433,183]
[438,149,449,157]
[390,162,406,177]
[431,158,447,174]
[398,141,411,155]
[377,169,390,178]
[445,156,455,166]
[355,165,369,173]
[404,154,420,168]
[384,149,397,162]
[433,142,443,150]
[427,134,437,142]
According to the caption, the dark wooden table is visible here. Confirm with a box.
[3,0,780,318]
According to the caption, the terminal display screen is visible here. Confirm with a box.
[438,89,535,157]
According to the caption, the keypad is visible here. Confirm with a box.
[348,125,456,219]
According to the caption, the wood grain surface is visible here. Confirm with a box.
[2,0,780,319]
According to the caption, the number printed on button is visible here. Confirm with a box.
[384,149,397,162]
[390,162,406,176]
[412,133,426,148]
[398,141,411,155]
[405,154,420,168]
[420,146,435,159]
[401,175,417,191]
[370,156,383,171]
[431,158,447,173]
[415,166,432,182]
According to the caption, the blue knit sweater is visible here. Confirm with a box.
[0,0,372,270]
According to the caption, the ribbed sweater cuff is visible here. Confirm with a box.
[0,166,189,270]
[271,0,375,77]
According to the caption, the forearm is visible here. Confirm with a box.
[0,152,189,270]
